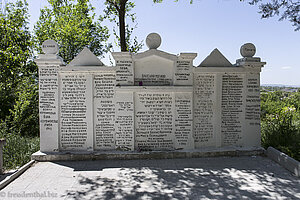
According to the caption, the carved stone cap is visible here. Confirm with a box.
[198,48,232,67]
[240,43,256,58]
[146,33,161,50]
[235,43,266,67]
[111,52,132,60]
[178,53,197,60]
[42,40,59,55]
[68,47,104,66]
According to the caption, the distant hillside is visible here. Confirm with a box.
[261,85,299,92]
[262,84,300,88]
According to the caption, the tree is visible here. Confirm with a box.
[10,77,39,137]
[242,0,300,31]
[34,0,111,63]
[0,0,36,121]
[103,0,142,52]
[0,1,40,170]
[103,0,193,52]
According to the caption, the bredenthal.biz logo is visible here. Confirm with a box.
[0,191,58,198]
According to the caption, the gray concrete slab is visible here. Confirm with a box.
[31,147,265,162]
[0,156,299,200]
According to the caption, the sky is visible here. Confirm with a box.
[24,0,300,86]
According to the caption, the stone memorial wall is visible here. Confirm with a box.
[36,34,266,153]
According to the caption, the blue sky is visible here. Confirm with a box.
[26,0,300,85]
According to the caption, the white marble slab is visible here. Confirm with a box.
[94,72,116,150]
[59,73,93,151]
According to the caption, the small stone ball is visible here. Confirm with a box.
[42,39,59,54]
[240,43,256,57]
[146,33,161,49]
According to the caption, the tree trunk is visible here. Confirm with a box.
[119,0,127,51]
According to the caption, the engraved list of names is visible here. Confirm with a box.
[94,73,116,150]
[39,66,59,133]
[193,74,216,147]
[60,74,90,150]
[221,74,244,146]
[135,93,174,150]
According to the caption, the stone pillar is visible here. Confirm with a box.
[112,52,134,86]
[235,43,266,147]
[35,40,64,152]
[174,53,197,86]
[0,138,6,174]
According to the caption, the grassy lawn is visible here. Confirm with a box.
[0,132,39,170]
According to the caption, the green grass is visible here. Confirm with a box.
[0,122,39,170]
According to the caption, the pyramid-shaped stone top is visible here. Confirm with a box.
[198,48,232,67]
[68,47,104,66]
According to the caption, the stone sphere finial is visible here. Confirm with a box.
[146,33,161,49]
[42,39,59,54]
[240,43,256,58]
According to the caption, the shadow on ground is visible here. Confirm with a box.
[0,171,16,182]
[55,156,299,200]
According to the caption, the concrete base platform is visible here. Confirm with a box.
[31,147,265,161]
[1,156,299,200]
[267,147,300,177]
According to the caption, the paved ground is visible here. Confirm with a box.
[0,156,299,200]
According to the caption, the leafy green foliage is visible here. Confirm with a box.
[0,0,40,170]
[0,0,37,120]
[261,89,300,119]
[242,0,300,31]
[261,89,300,161]
[10,77,39,137]
[34,0,111,63]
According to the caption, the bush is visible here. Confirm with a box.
[0,121,39,170]
[0,77,39,170]
[261,106,300,161]
[10,77,39,137]
[261,90,300,161]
